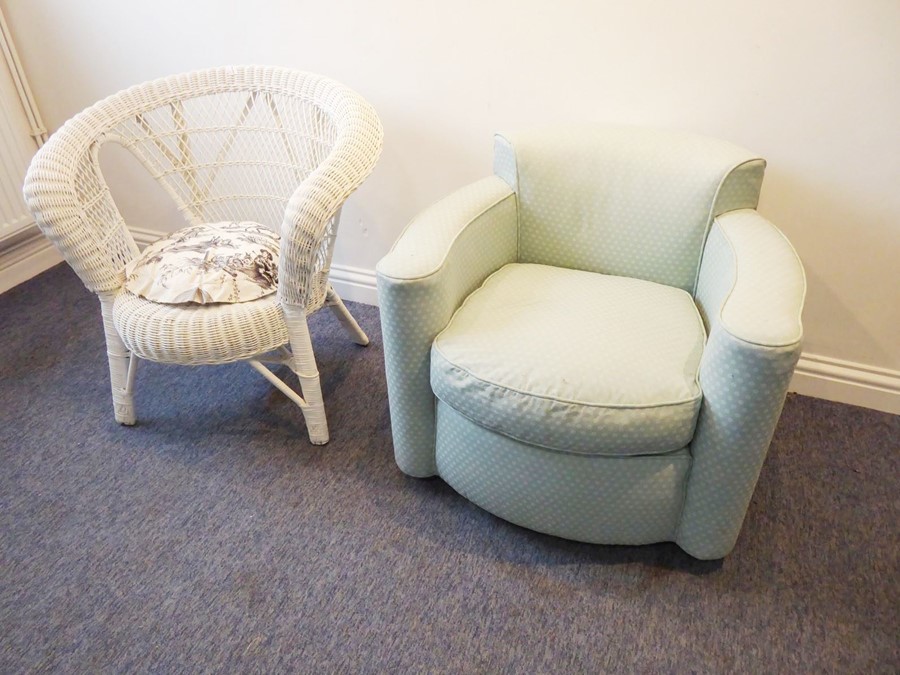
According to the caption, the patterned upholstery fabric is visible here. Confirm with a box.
[124,222,279,304]
[376,177,518,477]
[378,128,805,558]
[678,210,805,558]
[694,210,805,346]
[432,263,706,455]
[493,127,764,291]
[436,402,691,545]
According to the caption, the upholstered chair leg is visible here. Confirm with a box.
[325,286,369,346]
[99,295,137,425]
[283,304,329,444]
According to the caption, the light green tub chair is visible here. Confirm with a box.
[376,127,805,559]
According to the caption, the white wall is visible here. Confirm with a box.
[3,0,898,408]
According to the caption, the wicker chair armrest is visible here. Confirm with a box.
[24,139,138,294]
[277,94,383,309]
[376,176,518,477]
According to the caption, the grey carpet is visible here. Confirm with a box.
[1,264,897,674]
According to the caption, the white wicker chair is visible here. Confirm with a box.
[24,66,383,444]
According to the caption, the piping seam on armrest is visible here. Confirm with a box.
[377,190,516,283]
[714,215,806,349]
[691,157,766,296]
[493,133,523,262]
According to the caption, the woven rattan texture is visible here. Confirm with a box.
[22,66,382,442]
[24,65,383,309]
[112,291,290,365]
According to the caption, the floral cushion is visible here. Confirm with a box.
[124,221,279,304]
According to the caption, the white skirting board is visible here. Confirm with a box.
[0,229,62,294]
[328,263,379,305]
[130,226,164,248]
[790,354,899,415]
[6,225,898,416]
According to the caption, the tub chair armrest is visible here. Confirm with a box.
[677,209,806,559]
[376,176,518,476]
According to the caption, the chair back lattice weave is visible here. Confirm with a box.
[24,66,383,309]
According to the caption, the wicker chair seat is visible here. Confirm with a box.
[112,290,288,365]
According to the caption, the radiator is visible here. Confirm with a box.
[0,7,44,248]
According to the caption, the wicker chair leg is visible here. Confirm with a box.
[99,296,137,425]
[326,286,369,346]
[284,304,329,444]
